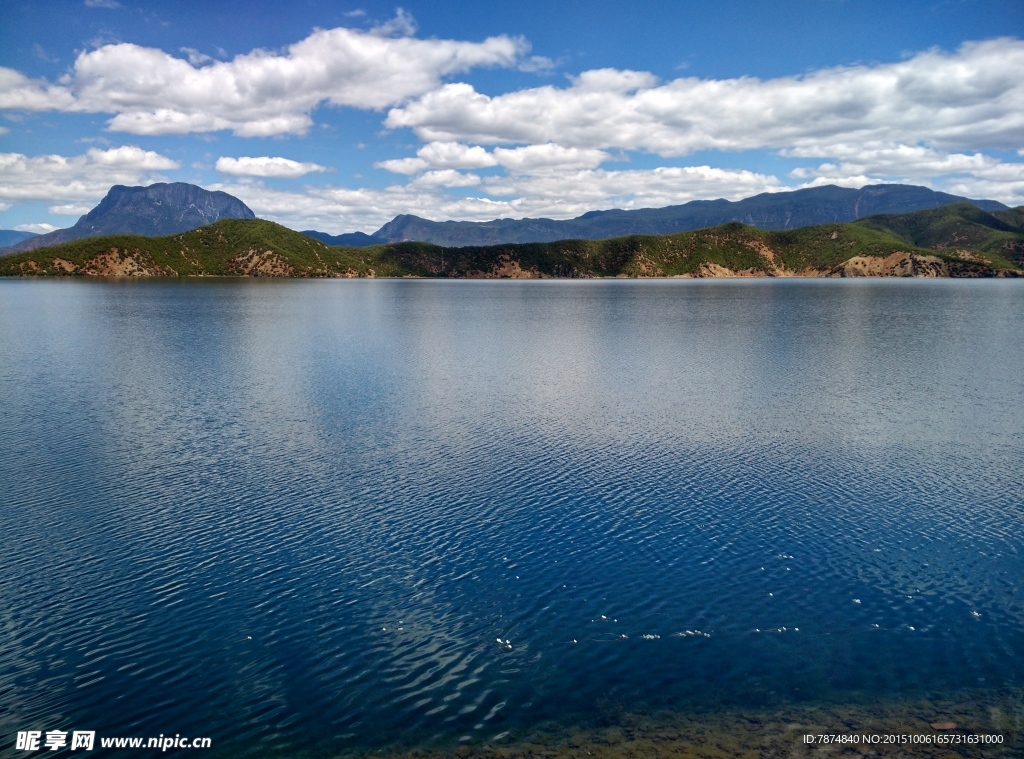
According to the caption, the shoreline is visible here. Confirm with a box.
[272,688,1024,759]
[3,270,1023,281]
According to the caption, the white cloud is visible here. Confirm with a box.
[87,145,179,169]
[14,222,59,233]
[50,203,95,215]
[5,31,1024,223]
[483,165,781,207]
[410,170,482,188]
[800,175,885,190]
[376,141,609,175]
[208,179,516,233]
[84,0,120,7]
[0,14,527,136]
[371,8,417,37]
[788,143,1000,180]
[376,141,497,173]
[518,56,556,74]
[180,47,213,66]
[941,161,1024,207]
[492,144,611,172]
[416,141,497,169]
[786,142,1024,203]
[374,156,430,175]
[0,67,75,110]
[212,163,782,233]
[386,38,1024,156]
[215,156,329,178]
[0,146,179,207]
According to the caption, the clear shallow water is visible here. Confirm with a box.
[0,278,1022,757]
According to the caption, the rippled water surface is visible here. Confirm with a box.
[1,279,1023,756]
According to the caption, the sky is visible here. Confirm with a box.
[1,0,1023,235]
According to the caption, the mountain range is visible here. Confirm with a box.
[368,184,1008,246]
[3,182,1009,257]
[3,201,1021,279]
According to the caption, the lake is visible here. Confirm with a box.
[1,278,1022,757]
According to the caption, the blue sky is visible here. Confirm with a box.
[1,0,1022,234]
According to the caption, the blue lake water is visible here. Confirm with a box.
[1,278,1022,756]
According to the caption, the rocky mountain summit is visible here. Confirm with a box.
[2,183,255,254]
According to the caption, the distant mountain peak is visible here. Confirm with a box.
[2,182,255,254]
[0,229,38,248]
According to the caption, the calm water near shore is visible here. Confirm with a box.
[1,278,1022,757]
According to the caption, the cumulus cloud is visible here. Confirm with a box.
[211,163,782,233]
[409,169,482,188]
[784,142,1024,203]
[14,222,59,233]
[376,141,610,175]
[215,156,329,178]
[374,156,431,175]
[0,14,526,136]
[376,141,497,173]
[208,179,516,233]
[492,144,611,172]
[788,143,1001,181]
[483,165,781,207]
[944,178,1024,207]
[88,145,179,169]
[386,38,1024,156]
[5,31,1024,222]
[0,67,75,110]
[49,203,96,215]
[940,160,1024,206]
[0,146,179,207]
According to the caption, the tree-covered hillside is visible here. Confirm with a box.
[2,205,1021,279]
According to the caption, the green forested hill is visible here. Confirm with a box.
[2,207,1021,279]
[853,202,1024,267]
[0,219,388,277]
